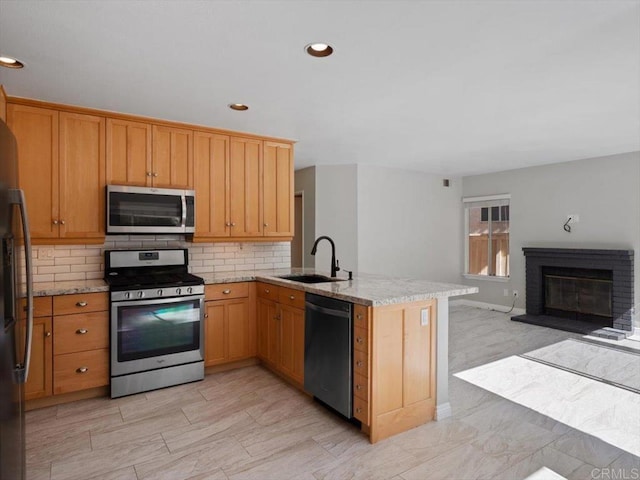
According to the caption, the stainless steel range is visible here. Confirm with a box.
[104,249,205,398]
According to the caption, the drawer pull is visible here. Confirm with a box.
[356,337,364,344]
[356,360,363,367]
[76,328,88,335]
[356,384,362,390]
[45,331,51,338]
[76,367,88,374]
[356,314,363,320]
[289,295,295,300]
[222,289,231,294]
[265,289,270,294]
[76,301,88,307]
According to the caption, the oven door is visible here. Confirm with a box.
[110,294,204,377]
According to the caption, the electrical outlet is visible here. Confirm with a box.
[421,308,429,326]
[40,248,55,259]
[503,289,509,297]
[513,290,519,298]
[567,214,580,223]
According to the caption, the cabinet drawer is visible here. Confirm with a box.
[354,304,369,330]
[54,311,109,355]
[21,296,53,318]
[354,373,369,402]
[53,348,109,394]
[278,287,305,310]
[354,326,368,354]
[205,282,249,301]
[257,282,279,300]
[354,349,369,378]
[53,292,108,315]
[353,396,370,425]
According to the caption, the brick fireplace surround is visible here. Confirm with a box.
[512,248,634,338]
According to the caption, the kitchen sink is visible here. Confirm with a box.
[278,274,346,284]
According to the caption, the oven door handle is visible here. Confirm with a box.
[110,294,205,308]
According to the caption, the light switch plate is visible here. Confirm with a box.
[421,308,429,326]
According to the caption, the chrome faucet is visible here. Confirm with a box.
[310,235,340,277]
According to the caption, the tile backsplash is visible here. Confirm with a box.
[30,235,291,283]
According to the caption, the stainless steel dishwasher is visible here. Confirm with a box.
[304,293,353,418]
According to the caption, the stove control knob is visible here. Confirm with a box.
[124,292,131,299]
[157,289,163,296]
[137,291,144,298]
[187,287,193,294]
[176,288,182,295]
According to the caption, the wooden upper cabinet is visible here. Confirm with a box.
[7,104,60,239]
[263,141,293,237]
[0,85,7,122]
[194,132,230,237]
[152,125,193,189]
[229,137,262,237]
[106,118,151,186]
[58,112,106,239]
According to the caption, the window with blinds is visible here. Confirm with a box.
[463,194,510,278]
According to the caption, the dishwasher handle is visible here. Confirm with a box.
[305,301,351,319]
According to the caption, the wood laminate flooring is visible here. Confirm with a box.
[26,305,640,480]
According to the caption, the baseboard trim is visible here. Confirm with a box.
[435,402,452,420]
[450,299,525,316]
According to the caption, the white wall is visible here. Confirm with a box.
[294,166,316,268]
[357,165,462,282]
[462,152,640,327]
[314,165,358,275]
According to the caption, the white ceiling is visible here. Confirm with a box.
[1,0,638,176]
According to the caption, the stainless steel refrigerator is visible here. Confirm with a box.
[0,117,33,480]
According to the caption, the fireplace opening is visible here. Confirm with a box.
[543,266,613,326]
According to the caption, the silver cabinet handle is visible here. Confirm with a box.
[356,360,363,367]
[356,384,362,390]
[76,301,88,307]
[264,223,268,227]
[204,313,209,318]
[60,220,65,225]
[76,367,88,374]
[45,331,51,338]
[153,172,159,177]
[356,407,362,414]
[289,295,295,300]
[225,222,231,227]
[356,337,364,344]
[52,219,59,225]
[264,289,270,294]
[231,222,236,226]
[146,172,152,177]
[356,314,363,320]
[222,289,231,294]
[76,328,88,335]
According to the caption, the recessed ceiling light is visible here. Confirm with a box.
[0,55,24,69]
[305,43,334,58]
[228,103,249,111]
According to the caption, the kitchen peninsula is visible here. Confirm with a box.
[27,269,477,443]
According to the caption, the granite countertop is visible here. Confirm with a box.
[30,268,477,306]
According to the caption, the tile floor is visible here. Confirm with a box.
[26,305,640,480]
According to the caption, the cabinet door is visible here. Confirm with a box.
[256,298,271,361]
[58,112,106,239]
[194,132,230,237]
[265,302,280,366]
[106,118,152,186]
[227,299,251,361]
[152,125,193,188]
[7,104,59,239]
[204,302,226,366]
[263,142,294,237]
[24,317,53,400]
[229,137,262,237]
[280,305,304,383]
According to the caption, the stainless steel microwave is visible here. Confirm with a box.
[106,185,195,234]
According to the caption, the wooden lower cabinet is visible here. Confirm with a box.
[25,316,53,400]
[256,282,304,385]
[368,299,437,443]
[53,348,109,395]
[204,282,255,367]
